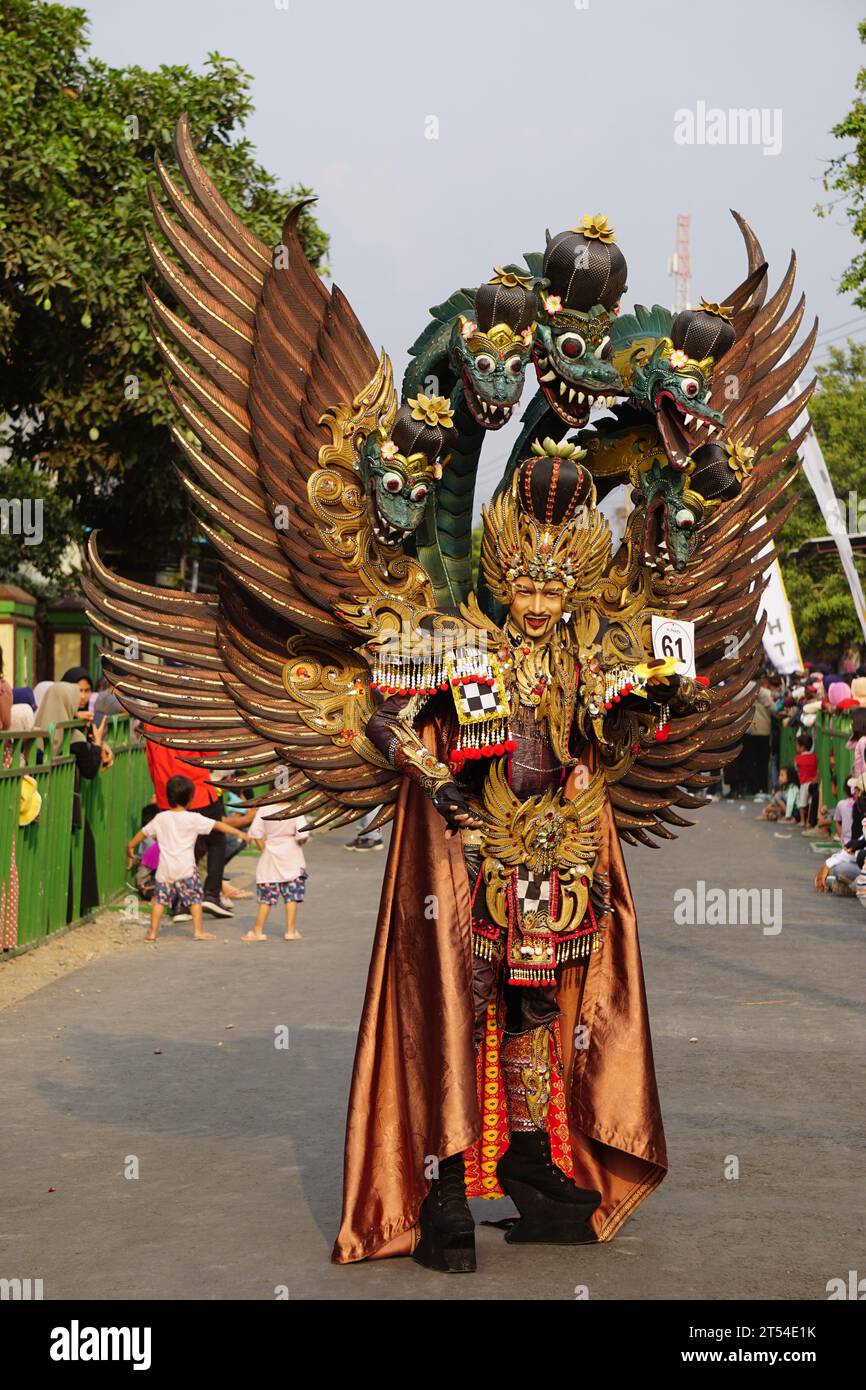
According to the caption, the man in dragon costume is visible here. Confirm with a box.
[84,119,813,1273]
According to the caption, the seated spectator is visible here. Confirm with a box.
[817,777,866,897]
[756,765,798,822]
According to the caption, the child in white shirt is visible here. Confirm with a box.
[241,805,309,942]
[127,774,250,941]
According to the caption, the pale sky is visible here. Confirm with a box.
[67,0,864,502]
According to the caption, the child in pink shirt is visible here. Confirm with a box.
[242,805,309,942]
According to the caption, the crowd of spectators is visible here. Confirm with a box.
[737,658,866,908]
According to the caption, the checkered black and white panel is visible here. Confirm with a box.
[516,866,551,917]
[458,682,501,719]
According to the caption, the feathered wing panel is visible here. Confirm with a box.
[607,228,814,846]
[246,231,434,621]
[85,117,421,826]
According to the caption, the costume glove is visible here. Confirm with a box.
[431,782,481,832]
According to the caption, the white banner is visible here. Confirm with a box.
[757,554,802,674]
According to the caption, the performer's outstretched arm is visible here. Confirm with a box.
[366,694,482,833]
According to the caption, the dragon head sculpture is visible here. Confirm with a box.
[614,301,736,469]
[630,435,753,577]
[631,457,707,576]
[531,216,626,426]
[450,269,536,429]
[359,394,454,547]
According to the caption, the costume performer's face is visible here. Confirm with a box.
[508,577,565,643]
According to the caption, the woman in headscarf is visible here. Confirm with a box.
[60,667,93,711]
[9,703,35,732]
[34,681,107,916]
[2,702,36,780]
[35,682,97,760]
[32,680,52,711]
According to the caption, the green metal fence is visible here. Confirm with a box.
[815,711,853,808]
[1,715,149,954]
[778,712,853,808]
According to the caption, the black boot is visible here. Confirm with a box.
[497,1130,600,1245]
[412,1154,476,1273]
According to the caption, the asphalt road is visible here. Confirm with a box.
[2,800,863,1301]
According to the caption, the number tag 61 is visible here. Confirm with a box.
[651,616,695,678]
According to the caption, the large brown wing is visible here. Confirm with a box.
[610,228,815,847]
[84,116,403,825]
[84,538,401,823]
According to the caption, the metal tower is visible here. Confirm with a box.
[667,214,691,313]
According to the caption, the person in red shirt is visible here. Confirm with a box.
[795,734,819,829]
[144,729,232,918]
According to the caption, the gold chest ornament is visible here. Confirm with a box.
[480,760,607,985]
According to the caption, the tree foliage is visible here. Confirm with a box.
[778,342,866,659]
[0,0,328,585]
[818,19,866,307]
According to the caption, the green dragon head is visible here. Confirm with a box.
[448,270,536,428]
[358,394,453,548]
[631,456,707,576]
[613,301,736,469]
[530,217,627,426]
[630,432,753,577]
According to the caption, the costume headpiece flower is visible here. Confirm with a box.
[571,213,616,244]
[725,439,756,481]
[698,297,733,322]
[406,393,455,429]
[488,267,533,289]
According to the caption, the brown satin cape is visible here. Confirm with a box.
[332,712,667,1263]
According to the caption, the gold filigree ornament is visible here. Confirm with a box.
[369,428,449,481]
[658,338,714,380]
[481,467,612,609]
[481,760,606,934]
[309,351,433,609]
[545,304,612,349]
[459,316,535,355]
[282,635,390,767]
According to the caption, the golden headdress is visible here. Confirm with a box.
[481,438,612,609]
